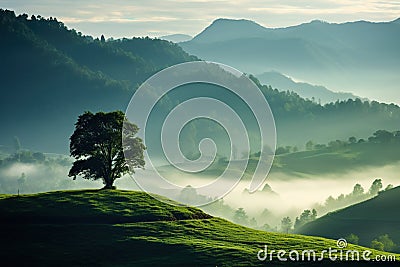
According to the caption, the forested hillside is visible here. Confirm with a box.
[1,9,400,153]
[0,9,196,152]
[296,186,400,252]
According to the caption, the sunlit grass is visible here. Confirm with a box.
[0,190,398,266]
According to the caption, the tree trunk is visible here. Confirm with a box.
[102,176,115,190]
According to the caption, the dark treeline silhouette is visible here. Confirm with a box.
[250,75,400,121]
[314,179,392,215]
[249,75,400,149]
[275,129,400,154]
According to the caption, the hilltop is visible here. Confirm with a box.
[190,18,270,43]
[0,190,396,266]
[0,190,210,224]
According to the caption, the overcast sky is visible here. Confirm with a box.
[2,0,400,38]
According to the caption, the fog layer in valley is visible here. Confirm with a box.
[2,158,398,230]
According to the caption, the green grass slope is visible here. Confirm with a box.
[272,142,400,175]
[0,190,397,266]
[181,139,400,180]
[296,186,400,252]
[0,190,210,224]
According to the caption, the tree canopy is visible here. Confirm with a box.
[68,111,145,189]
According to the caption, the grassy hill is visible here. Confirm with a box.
[296,186,400,252]
[178,131,400,179]
[272,140,400,175]
[0,190,397,266]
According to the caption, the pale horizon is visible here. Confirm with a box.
[1,0,400,38]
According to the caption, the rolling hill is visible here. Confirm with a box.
[295,186,400,252]
[159,33,192,43]
[271,134,400,175]
[163,129,400,182]
[179,18,400,104]
[0,189,397,266]
[256,71,361,104]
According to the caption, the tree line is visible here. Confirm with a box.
[274,129,400,155]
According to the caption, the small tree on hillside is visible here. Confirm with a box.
[68,111,145,189]
[233,208,249,225]
[369,179,383,196]
[352,184,364,197]
[376,234,397,252]
[346,233,359,245]
[371,240,385,251]
[281,216,293,234]
[305,140,314,151]
[348,136,357,144]
[294,209,317,230]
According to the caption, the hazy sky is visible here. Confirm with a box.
[2,0,400,38]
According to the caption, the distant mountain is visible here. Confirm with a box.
[190,18,270,43]
[257,71,362,104]
[296,186,400,252]
[180,18,400,104]
[2,9,400,153]
[159,33,192,43]
[249,76,400,148]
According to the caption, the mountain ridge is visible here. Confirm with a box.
[257,71,363,104]
[2,9,400,153]
[180,17,400,104]
[160,33,192,42]
[190,18,271,43]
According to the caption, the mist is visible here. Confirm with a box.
[117,162,400,229]
[1,154,399,231]
[218,163,400,227]
[0,161,102,194]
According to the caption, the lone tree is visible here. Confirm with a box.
[68,111,145,189]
